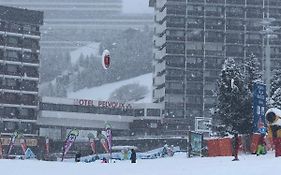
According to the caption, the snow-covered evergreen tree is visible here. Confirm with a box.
[244,53,262,92]
[270,69,281,108]
[271,69,281,96]
[271,88,281,109]
[215,57,252,134]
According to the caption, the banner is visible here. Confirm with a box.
[253,82,266,133]
[45,137,49,156]
[20,138,27,155]
[87,132,97,154]
[0,138,3,159]
[99,131,109,153]
[61,129,79,161]
[105,123,112,153]
[7,131,20,157]
[188,131,203,157]
[89,138,96,154]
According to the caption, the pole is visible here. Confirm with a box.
[265,0,271,97]
[265,34,271,97]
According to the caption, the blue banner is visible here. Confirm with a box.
[252,82,266,133]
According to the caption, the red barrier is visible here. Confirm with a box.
[207,138,232,157]
[250,133,260,154]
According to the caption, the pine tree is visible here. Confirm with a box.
[244,53,262,92]
[271,69,281,96]
[215,58,252,134]
[270,69,281,108]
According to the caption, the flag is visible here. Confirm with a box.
[99,132,109,153]
[0,138,3,159]
[89,138,96,154]
[61,129,79,161]
[20,138,27,155]
[7,131,20,156]
[45,137,50,156]
[87,132,97,154]
[105,123,112,153]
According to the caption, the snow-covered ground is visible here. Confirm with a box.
[1,152,279,175]
[68,73,152,103]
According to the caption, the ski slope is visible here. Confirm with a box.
[68,73,152,103]
[0,152,279,175]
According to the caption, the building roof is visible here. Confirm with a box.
[0,5,43,25]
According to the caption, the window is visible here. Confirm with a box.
[5,50,19,61]
[0,107,4,117]
[22,66,39,77]
[166,43,185,54]
[186,57,202,68]
[166,30,185,37]
[4,107,17,118]
[23,25,32,34]
[18,122,33,133]
[19,108,29,117]
[10,23,21,32]
[5,121,16,131]
[4,93,18,104]
[6,78,16,86]
[21,94,36,105]
[0,36,4,45]
[6,64,19,75]
[20,80,37,91]
[23,38,32,48]
[134,109,144,117]
[186,42,203,50]
[167,82,183,89]
[7,37,18,47]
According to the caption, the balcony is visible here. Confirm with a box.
[156,0,167,9]
[226,12,244,18]
[205,25,224,30]
[155,21,166,35]
[246,39,262,45]
[154,75,165,86]
[206,11,223,17]
[187,11,204,17]
[156,8,167,23]
[155,47,166,60]
[154,35,166,48]
[186,50,204,56]
[226,25,244,31]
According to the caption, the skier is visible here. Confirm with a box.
[130,149,136,163]
[162,145,168,157]
[266,110,281,157]
[101,157,107,163]
[232,133,241,161]
[256,134,266,156]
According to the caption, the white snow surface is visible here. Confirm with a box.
[0,152,280,175]
[67,73,152,103]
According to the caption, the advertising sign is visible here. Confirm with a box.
[253,82,266,133]
[188,131,203,157]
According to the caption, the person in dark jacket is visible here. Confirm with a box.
[130,149,136,163]
[75,151,81,162]
[232,133,241,161]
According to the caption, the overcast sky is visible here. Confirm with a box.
[122,0,153,14]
